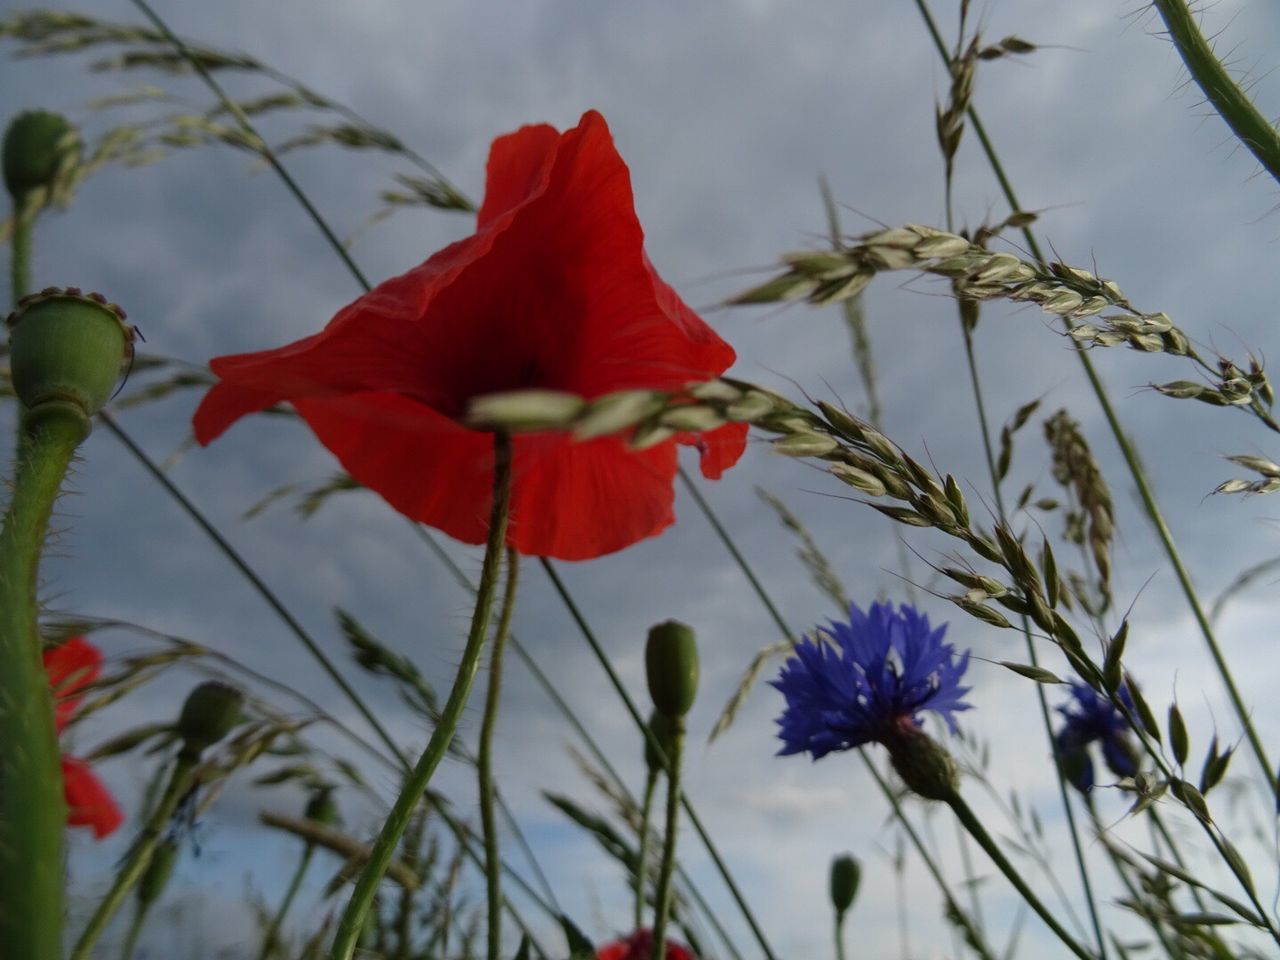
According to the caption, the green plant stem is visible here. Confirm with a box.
[10,199,34,301]
[958,323,1108,958]
[331,431,512,960]
[1152,0,1280,187]
[857,752,996,960]
[414,525,742,960]
[0,409,86,960]
[834,915,846,960]
[651,719,684,960]
[912,0,1274,793]
[479,548,520,960]
[258,843,315,960]
[73,750,200,960]
[946,791,1094,960]
[635,768,658,931]
[539,558,779,960]
[119,903,149,960]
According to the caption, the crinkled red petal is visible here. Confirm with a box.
[43,636,102,733]
[293,392,680,560]
[62,755,123,840]
[596,930,694,960]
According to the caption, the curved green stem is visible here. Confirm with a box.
[651,719,684,960]
[0,408,87,960]
[946,791,1095,960]
[331,431,512,960]
[479,548,520,960]
[258,843,314,960]
[635,769,658,931]
[73,750,200,960]
[1152,0,1280,187]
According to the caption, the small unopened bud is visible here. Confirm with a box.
[885,726,960,801]
[7,289,134,428]
[3,110,78,204]
[645,620,699,720]
[644,709,677,774]
[305,788,340,827]
[829,853,861,916]
[176,681,243,756]
[138,838,179,907]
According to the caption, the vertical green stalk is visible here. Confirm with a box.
[332,431,513,960]
[479,548,520,960]
[258,844,315,960]
[71,751,200,960]
[0,409,84,960]
[10,199,33,300]
[833,916,846,960]
[945,791,1095,960]
[634,769,658,931]
[650,719,684,960]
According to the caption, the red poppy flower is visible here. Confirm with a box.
[193,110,746,560]
[43,637,124,839]
[596,929,694,960]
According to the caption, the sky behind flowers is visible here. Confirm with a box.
[6,1,1280,956]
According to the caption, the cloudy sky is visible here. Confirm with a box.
[7,1,1280,957]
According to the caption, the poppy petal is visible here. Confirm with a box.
[61,756,123,839]
[477,123,561,228]
[294,392,680,560]
[677,421,749,480]
[43,637,102,733]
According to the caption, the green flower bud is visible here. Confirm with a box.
[885,727,960,802]
[829,853,861,916]
[176,681,243,756]
[645,620,699,720]
[7,288,134,428]
[137,838,179,907]
[3,110,78,204]
[305,788,340,827]
[644,709,677,774]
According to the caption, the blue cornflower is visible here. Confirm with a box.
[771,602,972,760]
[1053,682,1139,793]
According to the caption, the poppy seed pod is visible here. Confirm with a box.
[645,620,699,720]
[829,853,861,916]
[885,726,960,802]
[176,681,243,756]
[7,289,133,426]
[137,838,179,907]
[644,709,677,774]
[3,110,78,203]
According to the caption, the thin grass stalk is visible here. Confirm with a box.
[415,524,745,960]
[635,769,658,931]
[910,0,1275,793]
[945,791,1095,960]
[539,557,780,960]
[479,549,520,960]
[331,431,512,960]
[258,843,315,960]
[72,752,200,960]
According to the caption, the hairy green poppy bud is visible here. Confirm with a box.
[305,787,340,827]
[644,709,677,774]
[138,838,179,907]
[3,110,78,204]
[645,620,699,720]
[7,288,134,429]
[885,727,960,801]
[176,681,243,756]
[829,853,861,916]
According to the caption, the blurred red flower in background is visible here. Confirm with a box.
[596,929,694,960]
[194,110,745,560]
[44,637,123,839]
